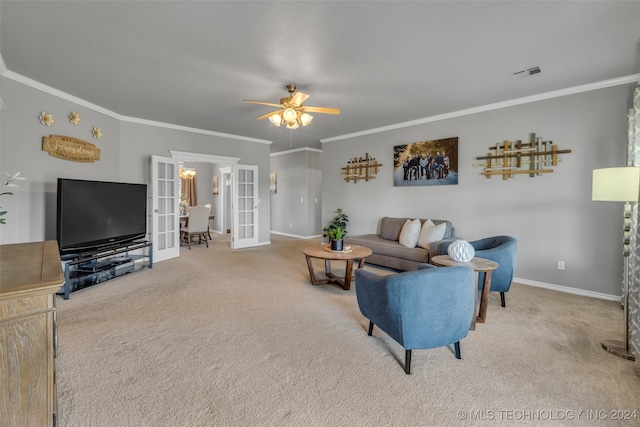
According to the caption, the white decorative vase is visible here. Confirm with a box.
[448,240,475,262]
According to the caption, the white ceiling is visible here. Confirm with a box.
[1,1,639,153]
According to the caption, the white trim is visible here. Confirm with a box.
[0,69,272,144]
[4,64,636,147]
[321,74,640,143]
[170,151,240,164]
[270,231,323,239]
[270,147,322,157]
[122,116,272,144]
[3,70,120,118]
[514,277,620,302]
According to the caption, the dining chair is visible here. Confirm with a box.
[180,206,210,249]
[204,203,213,240]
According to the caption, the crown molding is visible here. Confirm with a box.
[0,69,272,144]
[270,147,322,157]
[170,151,240,164]
[321,74,640,143]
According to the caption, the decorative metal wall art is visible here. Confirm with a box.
[42,135,101,163]
[38,112,55,126]
[341,153,383,183]
[474,133,571,180]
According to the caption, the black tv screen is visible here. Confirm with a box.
[57,178,148,255]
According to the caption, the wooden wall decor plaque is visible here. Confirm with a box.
[42,135,101,162]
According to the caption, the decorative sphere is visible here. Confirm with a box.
[448,240,475,262]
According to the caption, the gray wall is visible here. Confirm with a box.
[0,76,272,246]
[322,84,636,298]
[270,148,322,238]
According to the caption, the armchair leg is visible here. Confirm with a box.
[367,321,374,336]
[500,292,506,308]
[454,341,461,359]
[405,350,412,374]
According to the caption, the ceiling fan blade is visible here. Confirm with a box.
[290,91,310,106]
[255,110,281,120]
[303,106,341,115]
[243,99,283,108]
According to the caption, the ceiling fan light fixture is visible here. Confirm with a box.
[282,108,297,123]
[268,113,282,126]
[300,112,313,126]
[245,85,339,130]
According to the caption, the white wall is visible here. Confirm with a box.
[322,84,636,297]
[270,148,322,238]
[0,76,272,246]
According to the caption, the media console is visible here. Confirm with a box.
[58,240,152,300]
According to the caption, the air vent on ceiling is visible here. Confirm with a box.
[512,66,542,80]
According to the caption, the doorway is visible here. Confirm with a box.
[169,151,260,249]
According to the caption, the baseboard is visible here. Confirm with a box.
[514,277,620,302]
[265,235,622,301]
[271,231,323,240]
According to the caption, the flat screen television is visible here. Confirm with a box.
[57,178,148,255]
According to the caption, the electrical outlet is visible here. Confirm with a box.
[557,261,565,270]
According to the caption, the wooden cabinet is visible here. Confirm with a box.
[0,241,64,427]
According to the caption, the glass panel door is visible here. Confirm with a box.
[151,155,180,262]
[231,164,259,249]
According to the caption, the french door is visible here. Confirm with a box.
[151,155,180,262]
[231,164,259,249]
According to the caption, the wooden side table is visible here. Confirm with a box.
[430,255,499,329]
[303,244,373,290]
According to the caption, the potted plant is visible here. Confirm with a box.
[323,208,349,251]
[1,172,26,225]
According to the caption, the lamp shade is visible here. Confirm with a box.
[299,112,313,126]
[282,108,297,123]
[592,167,640,202]
[268,113,282,126]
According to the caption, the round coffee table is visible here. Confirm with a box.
[303,244,373,290]
[430,255,498,329]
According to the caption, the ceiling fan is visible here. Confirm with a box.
[243,85,340,129]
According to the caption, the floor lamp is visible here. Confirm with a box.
[592,166,640,361]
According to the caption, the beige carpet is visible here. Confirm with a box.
[55,235,639,426]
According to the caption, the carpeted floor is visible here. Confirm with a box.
[55,234,639,426]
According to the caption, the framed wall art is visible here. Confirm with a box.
[393,137,458,186]
[212,175,219,196]
[270,173,277,194]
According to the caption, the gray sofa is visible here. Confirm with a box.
[345,217,456,271]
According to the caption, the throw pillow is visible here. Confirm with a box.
[398,218,421,248]
[417,220,447,249]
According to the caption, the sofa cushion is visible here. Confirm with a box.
[346,234,430,263]
[399,218,421,248]
[379,217,410,241]
[380,216,454,241]
[417,221,447,249]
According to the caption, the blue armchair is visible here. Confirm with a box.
[355,264,475,374]
[441,235,518,308]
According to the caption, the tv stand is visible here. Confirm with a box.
[59,240,152,299]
